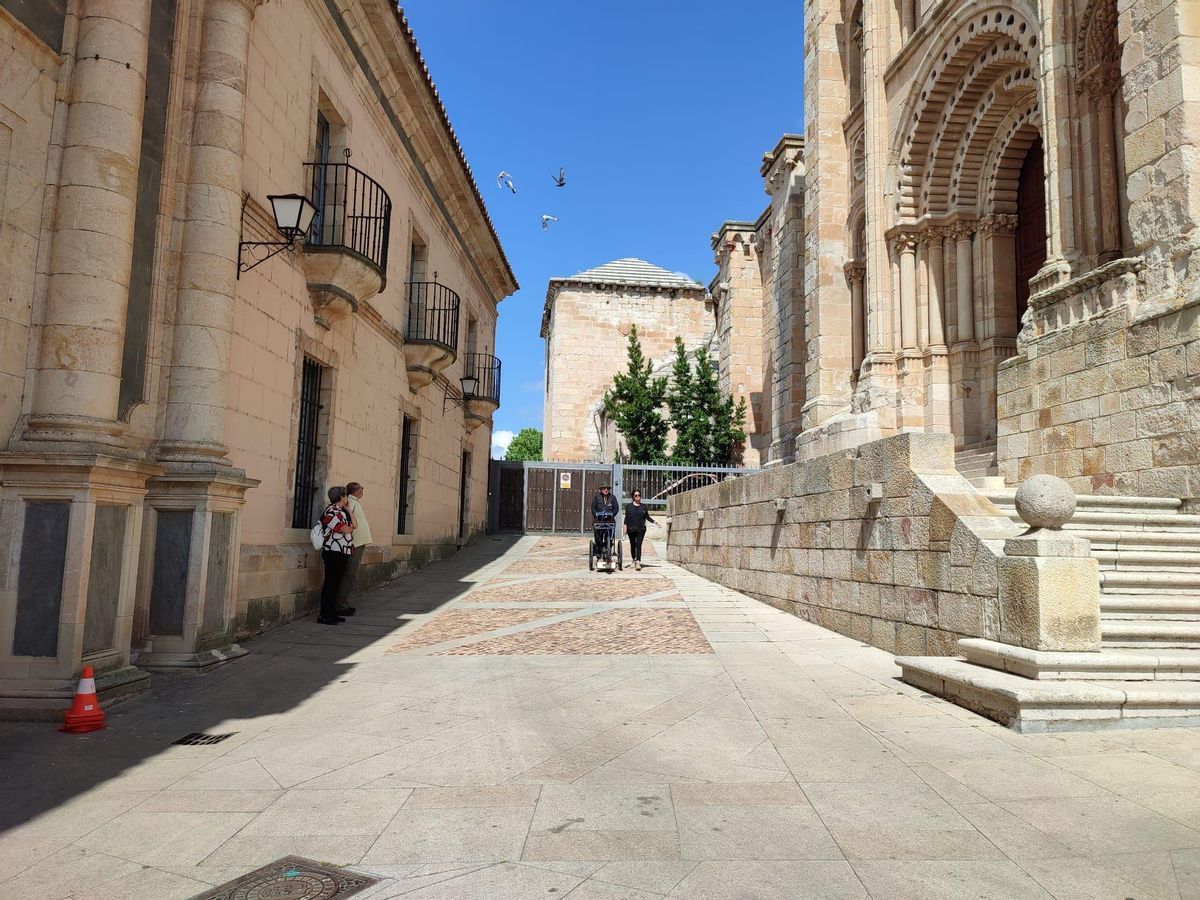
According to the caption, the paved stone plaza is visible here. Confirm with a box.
[2,536,1199,899]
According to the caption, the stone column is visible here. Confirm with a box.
[900,0,916,39]
[953,225,976,346]
[897,234,918,351]
[159,0,262,463]
[926,229,946,350]
[846,262,866,374]
[1085,69,1123,263]
[26,0,154,445]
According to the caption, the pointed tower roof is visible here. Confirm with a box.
[552,258,704,290]
[542,258,707,337]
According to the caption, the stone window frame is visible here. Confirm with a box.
[282,331,340,535]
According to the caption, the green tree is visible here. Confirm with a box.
[603,325,668,463]
[666,338,706,465]
[504,427,543,461]
[666,341,748,466]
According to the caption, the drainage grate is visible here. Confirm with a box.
[173,732,237,746]
[188,856,379,900]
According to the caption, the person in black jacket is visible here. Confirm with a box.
[590,484,620,563]
[623,490,656,570]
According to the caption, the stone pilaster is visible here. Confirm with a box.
[160,0,263,463]
[139,0,263,672]
[26,0,154,446]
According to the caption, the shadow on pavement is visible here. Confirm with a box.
[0,533,522,834]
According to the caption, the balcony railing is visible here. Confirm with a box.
[465,352,502,405]
[304,161,391,280]
[406,281,460,354]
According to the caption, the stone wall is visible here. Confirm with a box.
[667,433,1021,655]
[998,263,1200,498]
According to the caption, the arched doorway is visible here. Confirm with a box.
[1014,136,1046,323]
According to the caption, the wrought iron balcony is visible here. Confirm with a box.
[300,160,391,327]
[465,353,501,404]
[463,352,501,431]
[405,280,460,390]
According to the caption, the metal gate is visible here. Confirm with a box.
[489,461,755,534]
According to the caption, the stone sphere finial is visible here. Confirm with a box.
[1014,475,1076,530]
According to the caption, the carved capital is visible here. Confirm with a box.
[892,230,919,254]
[844,261,866,284]
[948,222,975,242]
[979,213,1018,236]
[1078,64,1120,101]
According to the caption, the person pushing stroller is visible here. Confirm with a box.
[590,484,620,570]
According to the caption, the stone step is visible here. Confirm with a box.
[897,654,1200,732]
[981,490,1183,513]
[958,638,1200,681]
[1102,619,1200,648]
[1074,530,1200,550]
[1100,570,1200,593]
[1101,594,1200,616]
[1094,549,1200,571]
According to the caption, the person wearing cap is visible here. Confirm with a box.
[590,484,620,564]
[590,484,620,520]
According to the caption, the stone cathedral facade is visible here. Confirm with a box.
[672,0,1200,728]
[0,1,514,715]
[718,0,1198,502]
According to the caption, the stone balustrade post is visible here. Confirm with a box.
[997,475,1101,652]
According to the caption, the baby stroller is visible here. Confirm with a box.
[589,509,623,572]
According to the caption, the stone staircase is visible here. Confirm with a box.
[981,489,1200,650]
[955,445,1005,489]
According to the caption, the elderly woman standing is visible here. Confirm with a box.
[317,485,355,624]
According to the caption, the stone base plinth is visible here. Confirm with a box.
[898,652,1200,732]
[0,665,151,721]
[134,643,247,675]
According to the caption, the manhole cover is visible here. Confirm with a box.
[188,856,378,900]
[174,732,238,746]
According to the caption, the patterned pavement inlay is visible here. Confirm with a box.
[387,608,565,653]
[466,575,675,604]
[438,607,712,655]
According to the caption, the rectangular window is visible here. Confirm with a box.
[310,112,332,244]
[292,358,325,528]
[405,231,429,336]
[396,416,417,534]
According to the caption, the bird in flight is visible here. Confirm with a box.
[551,167,566,188]
[496,171,516,193]
[541,214,559,231]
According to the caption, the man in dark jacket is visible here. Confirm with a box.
[590,484,619,520]
[590,485,619,563]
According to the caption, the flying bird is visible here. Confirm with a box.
[551,167,566,187]
[541,214,559,231]
[496,171,516,193]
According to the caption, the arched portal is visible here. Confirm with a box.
[888,4,1045,450]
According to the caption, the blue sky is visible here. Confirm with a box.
[402,2,804,456]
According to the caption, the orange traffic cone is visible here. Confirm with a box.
[61,665,105,733]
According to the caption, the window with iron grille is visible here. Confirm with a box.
[397,416,418,534]
[292,358,325,528]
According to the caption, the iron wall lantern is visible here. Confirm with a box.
[443,372,480,412]
[238,192,319,276]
